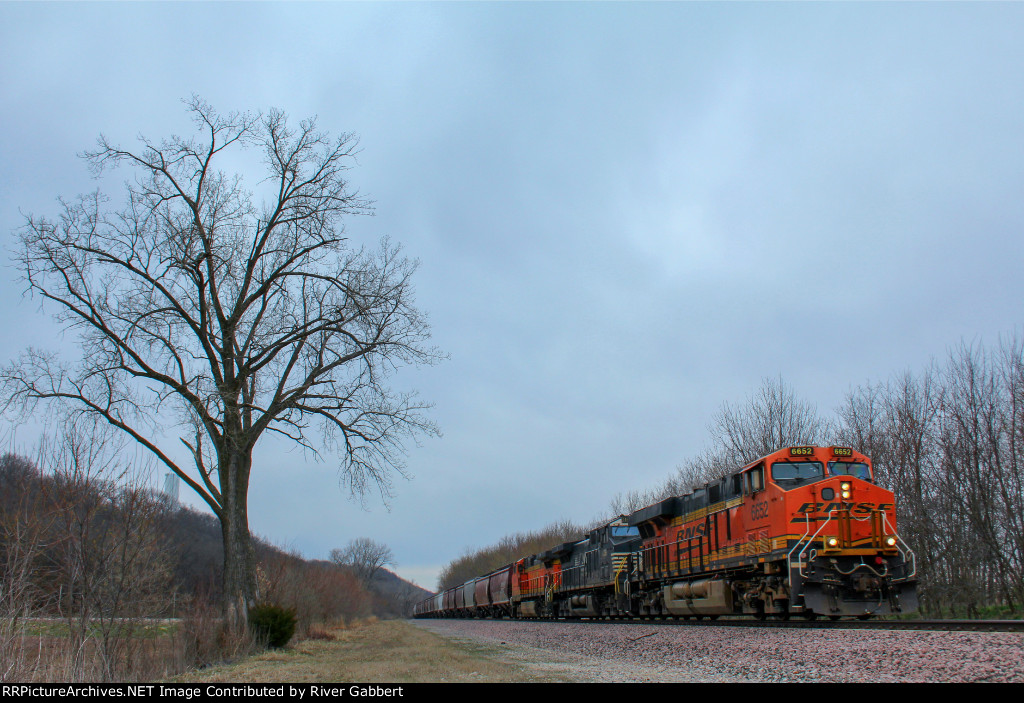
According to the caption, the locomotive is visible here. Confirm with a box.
[415,446,918,620]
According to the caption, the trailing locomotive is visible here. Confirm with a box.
[415,446,918,621]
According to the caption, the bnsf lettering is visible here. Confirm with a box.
[676,524,707,541]
[797,502,894,513]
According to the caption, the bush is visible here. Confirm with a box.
[248,603,297,648]
[259,550,374,634]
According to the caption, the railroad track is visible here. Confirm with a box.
[428,616,1024,633]
[623,617,1024,632]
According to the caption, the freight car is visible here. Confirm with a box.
[414,446,917,621]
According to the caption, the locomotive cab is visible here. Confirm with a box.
[765,447,917,618]
[583,521,641,594]
[660,445,918,620]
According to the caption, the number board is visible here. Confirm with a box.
[832,447,854,457]
[789,446,815,457]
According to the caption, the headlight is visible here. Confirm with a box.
[840,482,851,491]
[885,536,897,547]
[841,490,851,499]
[826,537,839,547]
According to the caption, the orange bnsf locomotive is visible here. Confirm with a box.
[415,446,918,621]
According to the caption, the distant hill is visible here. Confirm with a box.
[0,452,427,619]
[162,500,430,617]
[370,567,433,615]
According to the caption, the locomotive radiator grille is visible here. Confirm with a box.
[611,552,631,573]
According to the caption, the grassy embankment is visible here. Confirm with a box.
[170,618,574,684]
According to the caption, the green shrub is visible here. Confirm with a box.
[248,603,297,648]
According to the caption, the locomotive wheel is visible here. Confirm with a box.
[752,602,767,621]
[772,599,790,620]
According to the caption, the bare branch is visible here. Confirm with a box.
[3,99,443,625]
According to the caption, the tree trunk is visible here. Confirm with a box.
[219,446,256,631]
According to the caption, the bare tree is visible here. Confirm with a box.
[939,341,1024,614]
[599,379,827,522]
[0,454,52,682]
[43,421,173,680]
[2,98,442,627]
[608,486,664,517]
[833,380,889,480]
[330,537,395,587]
[710,376,829,465]
[671,445,737,492]
[437,519,584,591]
[834,342,1024,617]
[392,580,427,618]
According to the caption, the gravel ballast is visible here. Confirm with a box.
[413,618,1024,683]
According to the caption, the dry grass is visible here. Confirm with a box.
[169,618,576,683]
[1,602,257,683]
[3,629,189,682]
[304,624,337,641]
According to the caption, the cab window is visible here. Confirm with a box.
[827,461,872,481]
[771,461,824,488]
[744,465,765,494]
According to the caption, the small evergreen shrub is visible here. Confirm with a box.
[248,603,297,648]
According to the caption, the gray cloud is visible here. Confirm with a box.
[2,2,1023,589]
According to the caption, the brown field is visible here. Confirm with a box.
[3,630,187,682]
[169,618,580,683]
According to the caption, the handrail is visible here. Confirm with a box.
[786,508,917,585]
[793,512,834,579]
[612,554,630,595]
[786,512,816,577]
[881,511,917,579]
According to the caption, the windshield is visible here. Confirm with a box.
[827,461,872,481]
[771,461,824,488]
[610,526,640,538]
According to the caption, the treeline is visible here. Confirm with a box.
[437,520,584,590]
[439,335,1024,617]
[835,339,1024,616]
[0,437,428,682]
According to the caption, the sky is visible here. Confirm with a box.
[2,2,1023,591]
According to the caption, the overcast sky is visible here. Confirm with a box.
[2,2,1023,590]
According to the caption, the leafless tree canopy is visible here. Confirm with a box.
[0,425,177,682]
[2,98,442,623]
[329,537,395,587]
[611,343,1024,617]
[437,519,584,591]
[710,375,830,466]
[597,378,832,523]
[835,338,1024,616]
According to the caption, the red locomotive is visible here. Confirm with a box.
[415,446,917,620]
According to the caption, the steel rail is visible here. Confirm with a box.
[421,616,1024,633]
